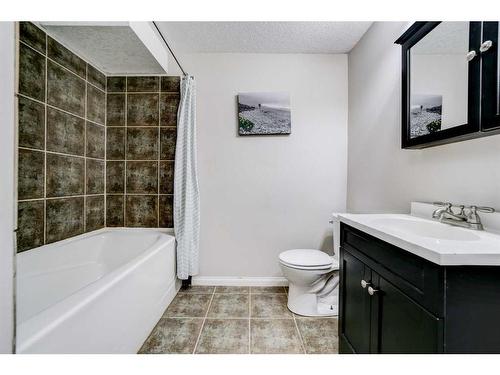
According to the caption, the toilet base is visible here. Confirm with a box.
[287,286,338,317]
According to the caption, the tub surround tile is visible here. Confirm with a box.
[86,122,105,159]
[125,195,158,227]
[86,159,104,194]
[159,195,174,228]
[86,195,105,231]
[295,318,338,354]
[164,293,212,318]
[127,76,159,92]
[250,293,292,318]
[250,319,303,354]
[47,60,86,117]
[47,36,86,78]
[159,161,174,194]
[127,93,159,127]
[106,94,125,126]
[46,153,84,197]
[107,76,126,92]
[18,148,45,200]
[161,76,180,92]
[208,294,249,318]
[139,318,204,354]
[17,200,45,252]
[18,96,45,150]
[126,161,158,194]
[87,65,106,91]
[160,127,177,160]
[86,84,105,125]
[106,161,125,193]
[178,286,215,294]
[215,286,250,294]
[46,107,85,156]
[19,22,46,54]
[46,197,84,243]
[106,127,125,160]
[106,195,124,227]
[19,43,46,102]
[126,127,159,160]
[160,94,179,127]
[196,319,249,354]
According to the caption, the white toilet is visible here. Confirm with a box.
[279,249,339,317]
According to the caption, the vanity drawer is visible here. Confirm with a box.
[341,223,445,316]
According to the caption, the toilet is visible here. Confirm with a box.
[279,249,339,317]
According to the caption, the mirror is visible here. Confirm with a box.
[409,22,470,138]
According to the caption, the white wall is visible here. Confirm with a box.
[173,53,348,277]
[347,22,500,214]
[0,21,16,353]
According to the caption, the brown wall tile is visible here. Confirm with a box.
[47,60,86,116]
[18,148,44,200]
[86,122,105,159]
[127,76,159,92]
[47,37,86,78]
[159,195,174,228]
[46,197,84,243]
[87,84,105,125]
[126,195,158,227]
[18,96,45,150]
[86,195,104,231]
[19,22,46,54]
[106,195,124,227]
[87,65,106,90]
[107,76,125,92]
[19,43,46,102]
[86,159,104,194]
[106,127,125,160]
[107,94,125,126]
[46,153,84,197]
[160,93,179,126]
[126,161,158,194]
[160,127,177,160]
[46,107,85,156]
[161,76,180,92]
[126,127,158,160]
[106,161,125,193]
[127,93,159,126]
[159,161,175,194]
[17,200,44,252]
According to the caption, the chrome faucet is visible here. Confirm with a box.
[432,202,495,230]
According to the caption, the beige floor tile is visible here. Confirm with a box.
[295,317,339,354]
[195,319,249,354]
[138,318,204,354]
[214,286,250,294]
[250,286,286,294]
[251,293,292,318]
[208,294,249,318]
[178,285,215,294]
[250,319,303,354]
[164,293,212,317]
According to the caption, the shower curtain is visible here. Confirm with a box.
[174,75,200,279]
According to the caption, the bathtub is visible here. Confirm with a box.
[16,228,179,353]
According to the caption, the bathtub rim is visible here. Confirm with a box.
[16,228,176,353]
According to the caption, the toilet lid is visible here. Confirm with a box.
[279,249,333,268]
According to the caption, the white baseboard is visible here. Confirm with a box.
[192,276,288,287]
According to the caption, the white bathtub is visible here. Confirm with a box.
[16,228,179,353]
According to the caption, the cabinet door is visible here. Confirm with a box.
[339,249,372,353]
[371,273,442,354]
[481,22,500,131]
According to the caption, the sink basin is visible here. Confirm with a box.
[370,217,481,242]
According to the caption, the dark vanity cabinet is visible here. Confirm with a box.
[339,223,500,354]
[396,21,500,148]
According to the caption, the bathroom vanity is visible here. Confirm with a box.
[337,206,500,353]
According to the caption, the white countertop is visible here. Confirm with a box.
[335,203,500,266]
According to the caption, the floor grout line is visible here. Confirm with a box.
[192,287,216,354]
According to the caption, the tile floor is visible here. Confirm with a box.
[139,286,339,354]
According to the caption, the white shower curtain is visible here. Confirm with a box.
[174,75,200,279]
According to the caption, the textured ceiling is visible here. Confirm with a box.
[156,22,372,54]
[40,25,166,75]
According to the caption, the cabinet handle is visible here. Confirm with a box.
[466,50,477,62]
[480,40,493,53]
[368,286,379,296]
[361,279,370,289]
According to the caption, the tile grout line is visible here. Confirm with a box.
[248,287,252,354]
[192,287,216,354]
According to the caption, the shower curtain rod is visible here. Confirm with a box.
[152,21,188,76]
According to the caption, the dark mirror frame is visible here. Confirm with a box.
[395,22,482,149]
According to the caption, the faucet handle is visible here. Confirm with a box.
[433,202,452,209]
[470,205,495,213]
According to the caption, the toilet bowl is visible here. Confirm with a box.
[279,249,339,317]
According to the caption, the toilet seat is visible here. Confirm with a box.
[279,259,339,271]
[279,249,334,270]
